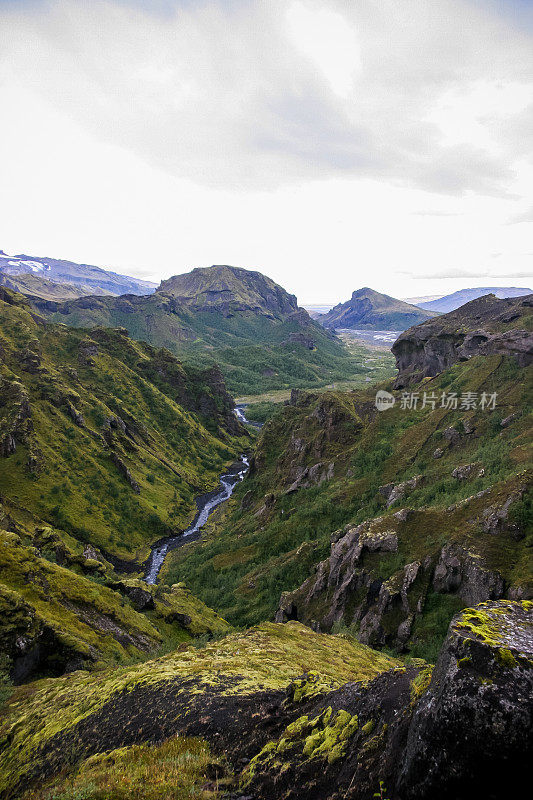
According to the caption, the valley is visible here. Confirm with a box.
[0,274,531,800]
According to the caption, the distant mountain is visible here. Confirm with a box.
[318,287,438,331]
[0,271,100,300]
[0,249,157,296]
[417,287,532,313]
[31,265,361,396]
[303,303,334,319]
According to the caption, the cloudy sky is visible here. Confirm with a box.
[0,0,532,304]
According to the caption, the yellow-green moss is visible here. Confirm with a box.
[242,704,360,786]
[0,622,399,795]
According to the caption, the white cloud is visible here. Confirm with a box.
[0,0,532,301]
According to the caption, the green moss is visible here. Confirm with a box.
[242,704,360,786]
[361,719,375,736]
[497,648,517,668]
[21,735,228,800]
[409,666,433,703]
[0,621,399,795]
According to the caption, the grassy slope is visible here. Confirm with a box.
[0,291,247,561]
[32,294,363,397]
[162,355,532,647]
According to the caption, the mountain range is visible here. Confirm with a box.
[415,286,532,313]
[0,250,156,297]
[1,284,530,800]
[29,265,362,396]
[318,287,437,330]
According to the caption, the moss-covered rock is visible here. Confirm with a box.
[0,621,398,798]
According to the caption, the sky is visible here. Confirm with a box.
[0,0,532,304]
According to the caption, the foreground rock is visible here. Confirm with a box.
[3,603,530,800]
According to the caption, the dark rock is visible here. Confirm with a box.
[432,543,505,605]
[379,475,422,508]
[110,452,140,493]
[451,462,481,480]
[398,600,533,800]
[127,587,155,611]
[393,293,533,388]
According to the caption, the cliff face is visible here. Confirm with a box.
[392,293,533,388]
[319,287,437,331]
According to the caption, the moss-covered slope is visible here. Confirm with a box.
[0,287,247,562]
[30,266,363,396]
[0,620,398,798]
[163,353,532,659]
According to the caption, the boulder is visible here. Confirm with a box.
[398,600,533,799]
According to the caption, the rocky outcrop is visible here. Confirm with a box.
[393,293,533,387]
[398,600,533,799]
[0,378,34,458]
[379,475,423,507]
[275,492,518,650]
[286,462,335,493]
[432,544,505,606]
[110,452,141,493]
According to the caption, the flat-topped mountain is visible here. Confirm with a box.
[318,287,437,331]
[393,292,533,387]
[0,249,157,297]
[30,265,361,396]
[418,286,532,313]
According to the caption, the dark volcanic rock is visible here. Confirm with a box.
[398,600,533,800]
[392,293,533,387]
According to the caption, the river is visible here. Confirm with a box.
[144,406,254,583]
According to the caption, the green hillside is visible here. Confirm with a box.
[0,287,248,560]
[163,352,532,660]
[31,266,363,395]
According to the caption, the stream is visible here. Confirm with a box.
[144,406,255,584]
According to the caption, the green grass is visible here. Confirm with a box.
[23,736,227,800]
[164,355,532,635]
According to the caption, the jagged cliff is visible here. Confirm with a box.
[392,293,533,387]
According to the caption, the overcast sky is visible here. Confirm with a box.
[0,0,532,303]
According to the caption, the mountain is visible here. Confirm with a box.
[30,265,363,396]
[393,292,533,387]
[417,286,532,313]
[318,287,438,331]
[0,249,157,296]
[0,271,98,300]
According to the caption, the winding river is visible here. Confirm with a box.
[144,406,255,583]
